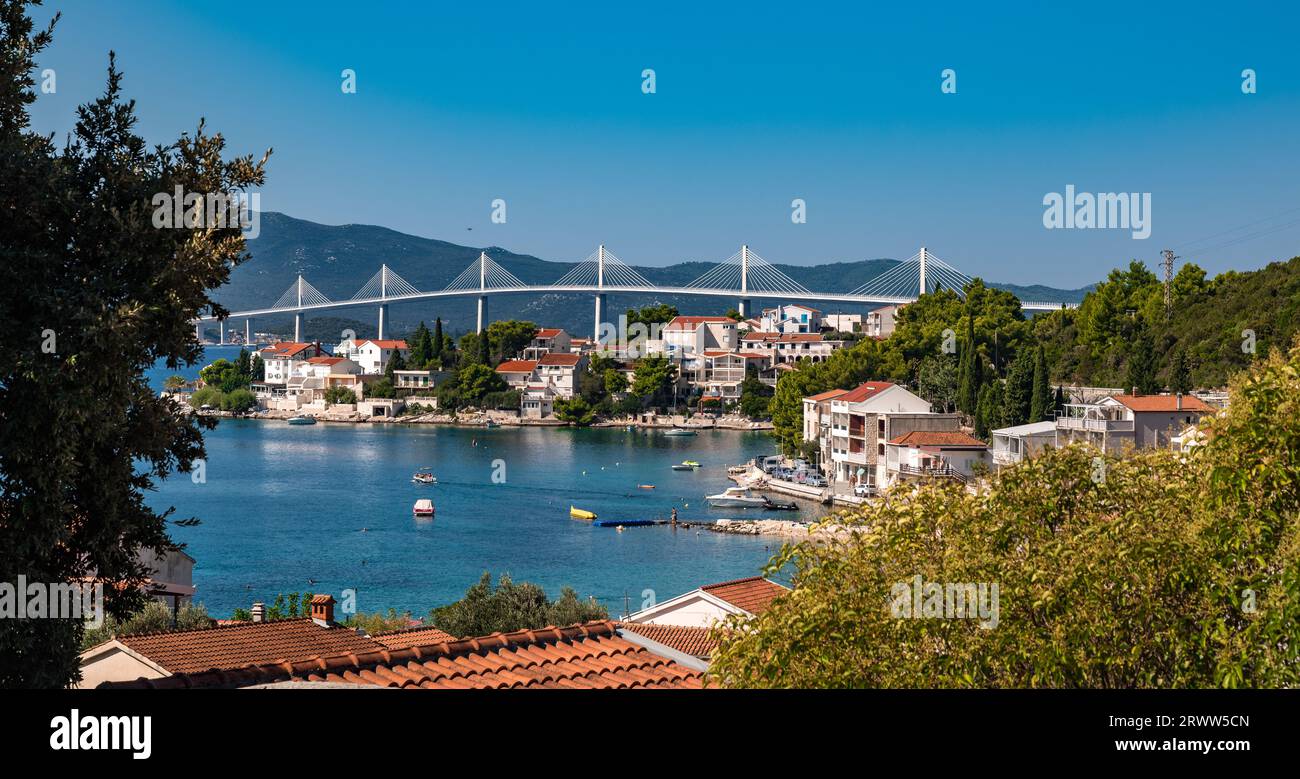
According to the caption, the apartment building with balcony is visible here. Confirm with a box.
[990,420,1057,468]
[1055,393,1211,454]
[816,381,960,493]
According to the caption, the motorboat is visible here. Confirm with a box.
[570,506,598,520]
[762,495,799,511]
[412,469,436,485]
[727,465,749,476]
[286,414,316,425]
[663,428,697,437]
[413,499,435,517]
[706,487,766,508]
[638,484,656,490]
[671,460,701,471]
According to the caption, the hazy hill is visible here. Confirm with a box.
[218,212,1090,338]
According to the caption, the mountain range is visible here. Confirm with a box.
[213,212,1092,339]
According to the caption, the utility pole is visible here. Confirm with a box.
[1161,249,1177,319]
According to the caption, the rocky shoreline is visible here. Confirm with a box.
[190,405,772,431]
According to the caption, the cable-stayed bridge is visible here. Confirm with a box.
[197,245,1073,343]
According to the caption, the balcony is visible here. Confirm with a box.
[1055,416,1133,433]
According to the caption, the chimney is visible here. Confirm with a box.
[310,594,335,627]
[1176,392,1183,410]
[250,602,265,623]
[1131,386,1139,397]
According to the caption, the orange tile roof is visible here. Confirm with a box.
[260,342,315,356]
[665,316,736,331]
[538,353,581,366]
[360,339,409,349]
[495,359,539,373]
[805,389,848,402]
[100,622,702,690]
[535,328,564,338]
[110,618,384,675]
[837,381,897,403]
[700,577,789,615]
[1110,394,1211,412]
[369,625,458,650]
[307,356,345,365]
[618,623,718,658]
[889,430,987,448]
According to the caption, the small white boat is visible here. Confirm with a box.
[664,428,697,437]
[287,414,316,425]
[413,499,435,517]
[706,486,766,508]
[412,471,436,485]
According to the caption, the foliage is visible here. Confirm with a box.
[916,354,957,413]
[230,591,314,622]
[323,385,357,405]
[629,355,678,407]
[0,3,269,681]
[342,609,415,635]
[81,600,212,650]
[711,338,1300,688]
[456,362,505,403]
[365,378,395,399]
[625,304,678,328]
[1029,346,1051,422]
[1001,348,1033,428]
[163,374,188,391]
[555,396,596,425]
[428,573,607,637]
[738,366,773,419]
[485,319,538,364]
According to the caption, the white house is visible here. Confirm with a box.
[352,339,410,375]
[759,304,821,334]
[990,420,1057,468]
[522,328,572,360]
[494,359,539,390]
[864,305,901,338]
[258,342,325,385]
[740,332,843,365]
[521,383,557,418]
[662,316,738,360]
[1056,393,1212,454]
[625,576,790,627]
[536,352,586,398]
[884,430,989,487]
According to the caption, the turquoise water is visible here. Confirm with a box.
[145,349,811,619]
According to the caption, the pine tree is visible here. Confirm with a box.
[1169,347,1191,394]
[1030,346,1052,422]
[408,321,430,367]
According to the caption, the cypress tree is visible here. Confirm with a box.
[1169,346,1191,394]
[957,312,978,415]
[1002,350,1034,427]
[431,317,443,362]
[974,383,993,439]
[1030,346,1051,422]
[1126,329,1158,395]
[478,330,491,365]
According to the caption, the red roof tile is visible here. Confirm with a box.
[306,356,345,365]
[700,577,789,615]
[100,622,702,690]
[535,328,564,338]
[805,389,848,402]
[369,625,458,650]
[109,618,383,675]
[837,381,897,403]
[538,353,581,366]
[665,316,736,331]
[618,623,718,658]
[889,430,987,448]
[495,359,539,373]
[360,339,409,349]
[1110,394,1211,412]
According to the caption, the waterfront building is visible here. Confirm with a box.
[521,327,571,360]
[353,339,410,375]
[297,356,362,380]
[257,342,325,385]
[1055,393,1211,454]
[990,420,1057,468]
[691,351,771,402]
[392,369,444,393]
[663,316,738,361]
[814,381,961,493]
[521,383,557,418]
[884,430,989,487]
[536,352,586,398]
[802,389,848,464]
[495,359,539,390]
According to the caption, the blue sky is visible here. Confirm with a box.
[25,1,1300,287]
